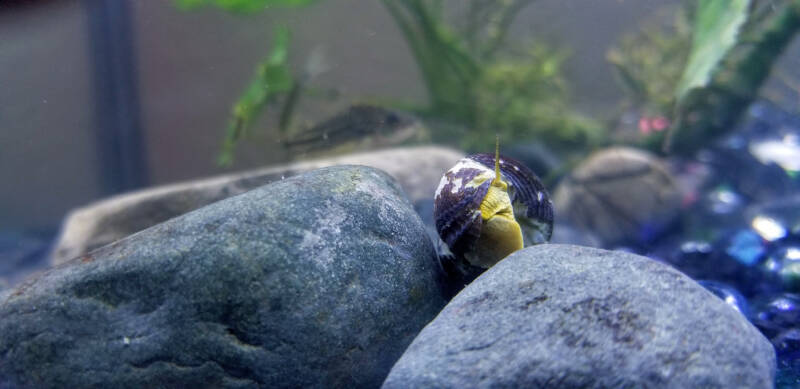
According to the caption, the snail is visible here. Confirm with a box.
[434,139,553,285]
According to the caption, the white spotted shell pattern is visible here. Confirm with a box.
[433,153,553,266]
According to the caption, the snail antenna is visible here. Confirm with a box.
[492,135,501,185]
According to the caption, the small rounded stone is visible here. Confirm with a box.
[553,147,681,245]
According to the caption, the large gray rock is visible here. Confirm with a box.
[383,244,776,389]
[50,146,464,265]
[0,166,447,388]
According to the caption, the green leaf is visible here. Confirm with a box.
[175,0,317,13]
[218,26,294,166]
[674,0,750,101]
[663,0,800,155]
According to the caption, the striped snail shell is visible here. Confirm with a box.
[434,146,553,270]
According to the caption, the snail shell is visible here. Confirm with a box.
[434,153,553,269]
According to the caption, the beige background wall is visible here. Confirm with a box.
[0,1,97,233]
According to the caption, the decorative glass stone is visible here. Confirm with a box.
[751,215,788,242]
[749,134,800,174]
[706,185,745,215]
[762,245,800,293]
[697,280,750,317]
[725,229,766,266]
[773,328,800,359]
[751,293,800,339]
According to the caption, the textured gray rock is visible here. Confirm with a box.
[383,244,776,389]
[50,146,464,265]
[0,166,447,388]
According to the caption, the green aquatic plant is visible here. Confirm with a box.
[674,0,750,101]
[607,6,692,117]
[609,0,800,155]
[217,27,293,166]
[176,0,600,163]
[379,0,482,124]
[384,1,601,152]
[176,0,318,13]
[468,46,601,152]
[175,0,314,165]
[666,0,800,154]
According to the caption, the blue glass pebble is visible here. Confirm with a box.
[726,229,765,266]
[664,240,716,279]
[748,101,770,121]
[706,185,744,215]
[776,358,800,389]
[751,215,788,242]
[751,293,800,338]
[747,196,800,241]
[697,280,750,317]
[773,328,800,359]
[681,240,713,256]
[762,245,800,292]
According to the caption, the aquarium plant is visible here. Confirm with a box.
[176,0,601,164]
[609,0,800,155]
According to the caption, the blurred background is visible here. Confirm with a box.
[3,0,800,385]
[2,0,692,234]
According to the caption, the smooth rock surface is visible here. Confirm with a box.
[50,146,464,265]
[553,147,681,246]
[383,244,775,389]
[1,166,447,388]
